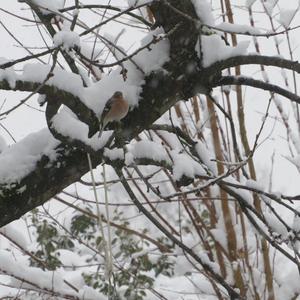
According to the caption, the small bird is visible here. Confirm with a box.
[98,91,129,137]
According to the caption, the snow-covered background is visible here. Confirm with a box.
[1,0,300,299]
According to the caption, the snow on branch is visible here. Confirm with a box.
[0,129,59,185]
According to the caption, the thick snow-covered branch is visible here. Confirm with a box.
[0,77,99,135]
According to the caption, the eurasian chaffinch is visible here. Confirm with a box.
[98,91,129,137]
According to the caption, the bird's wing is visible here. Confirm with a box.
[98,97,114,137]
[100,97,114,121]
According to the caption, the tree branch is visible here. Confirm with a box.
[214,75,300,103]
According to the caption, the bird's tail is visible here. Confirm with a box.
[98,122,104,138]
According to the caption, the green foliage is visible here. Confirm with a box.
[83,217,174,299]
[29,210,74,270]
[29,207,174,299]
[70,213,96,240]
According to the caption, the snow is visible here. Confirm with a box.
[113,140,172,166]
[84,71,141,116]
[21,63,84,97]
[37,94,46,106]
[78,286,107,300]
[210,228,228,251]
[0,248,107,300]
[199,251,220,274]
[0,25,170,151]
[81,27,170,118]
[135,27,170,73]
[0,222,28,249]
[216,22,261,35]
[195,141,217,175]
[265,211,289,238]
[277,266,300,300]
[53,30,80,51]
[104,148,124,161]
[54,249,85,267]
[73,8,79,17]
[125,151,134,165]
[199,35,249,67]
[31,0,65,15]
[0,129,59,185]
[0,58,16,89]
[224,177,254,205]
[191,0,215,26]
[128,140,171,164]
[51,108,111,150]
[171,151,206,181]
[173,254,192,276]
[155,273,216,300]
[2,1,300,299]
[0,249,65,292]
[245,179,264,191]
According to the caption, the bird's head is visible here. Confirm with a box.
[113,91,123,98]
